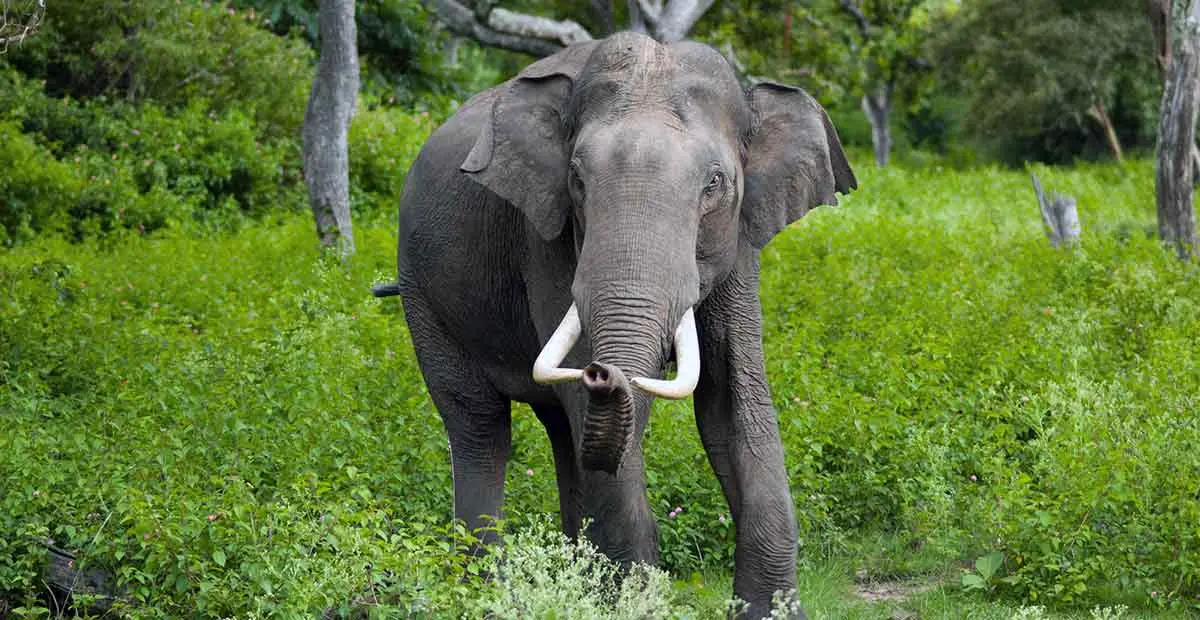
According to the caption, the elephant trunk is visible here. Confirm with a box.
[530,301,700,474]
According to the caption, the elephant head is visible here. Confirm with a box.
[462,32,855,474]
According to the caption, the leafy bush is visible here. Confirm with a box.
[3,0,313,137]
[0,121,83,244]
[477,516,678,619]
[0,65,440,243]
[759,160,1199,606]
[347,105,438,218]
[0,69,305,241]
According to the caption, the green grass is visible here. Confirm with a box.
[2,157,1198,617]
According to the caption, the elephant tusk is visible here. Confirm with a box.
[532,303,585,384]
[631,308,699,400]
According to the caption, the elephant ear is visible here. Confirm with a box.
[461,42,597,241]
[741,81,857,248]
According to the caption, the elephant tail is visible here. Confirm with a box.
[371,282,403,298]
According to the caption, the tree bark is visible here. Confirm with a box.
[783,3,793,58]
[1155,0,1200,260]
[591,0,617,35]
[1148,0,1174,80]
[862,83,892,167]
[626,0,650,34]
[443,35,461,65]
[303,0,359,258]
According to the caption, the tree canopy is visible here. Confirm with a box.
[931,0,1158,163]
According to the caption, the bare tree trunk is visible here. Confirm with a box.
[303,0,359,258]
[591,0,616,35]
[1087,99,1124,162]
[1148,0,1200,183]
[444,35,461,65]
[424,0,710,56]
[1148,0,1174,79]
[1156,0,1200,259]
[783,3,793,58]
[862,84,892,167]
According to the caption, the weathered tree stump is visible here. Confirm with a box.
[1030,172,1080,247]
[41,541,118,614]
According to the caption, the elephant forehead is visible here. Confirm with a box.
[570,36,747,139]
[586,32,670,82]
[576,37,675,116]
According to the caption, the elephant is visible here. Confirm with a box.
[372,31,856,619]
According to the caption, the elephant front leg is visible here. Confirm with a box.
[693,250,805,620]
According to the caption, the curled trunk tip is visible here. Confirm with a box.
[580,362,634,474]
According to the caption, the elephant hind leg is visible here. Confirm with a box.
[402,293,512,547]
[532,404,582,539]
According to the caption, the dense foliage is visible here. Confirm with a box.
[0,0,441,245]
[2,159,1198,616]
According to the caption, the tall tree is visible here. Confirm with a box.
[1156,0,1200,259]
[303,0,359,257]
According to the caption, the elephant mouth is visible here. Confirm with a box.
[531,302,700,400]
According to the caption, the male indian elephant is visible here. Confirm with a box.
[373,31,856,619]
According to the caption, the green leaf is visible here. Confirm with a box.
[975,551,1003,581]
[212,549,226,567]
[961,573,985,590]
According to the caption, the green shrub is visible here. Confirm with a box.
[0,63,443,243]
[758,160,1199,606]
[347,105,438,219]
[0,121,82,244]
[0,68,308,242]
[3,0,313,137]
[476,516,678,619]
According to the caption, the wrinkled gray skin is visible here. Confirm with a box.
[379,32,855,619]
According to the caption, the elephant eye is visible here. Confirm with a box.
[704,170,724,194]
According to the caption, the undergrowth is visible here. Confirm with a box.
[1,159,1198,616]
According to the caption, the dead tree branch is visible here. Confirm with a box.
[423,0,591,57]
[838,0,871,37]
[0,0,45,51]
